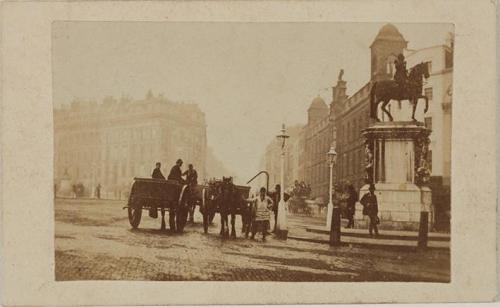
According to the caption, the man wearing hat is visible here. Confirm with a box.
[151,162,166,180]
[360,183,380,237]
[167,159,184,183]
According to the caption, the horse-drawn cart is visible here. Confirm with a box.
[124,178,193,232]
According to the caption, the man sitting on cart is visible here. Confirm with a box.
[182,163,198,187]
[167,159,185,183]
[151,162,166,180]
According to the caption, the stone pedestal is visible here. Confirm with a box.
[359,121,433,231]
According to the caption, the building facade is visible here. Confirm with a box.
[303,97,335,201]
[54,92,207,199]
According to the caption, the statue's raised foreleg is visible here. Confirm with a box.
[423,95,429,113]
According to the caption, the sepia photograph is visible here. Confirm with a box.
[52,21,454,282]
[2,0,499,304]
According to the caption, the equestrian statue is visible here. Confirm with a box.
[370,53,431,122]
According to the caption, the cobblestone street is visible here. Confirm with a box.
[55,198,450,282]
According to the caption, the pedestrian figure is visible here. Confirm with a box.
[96,183,101,199]
[152,162,166,180]
[250,187,274,241]
[346,184,358,228]
[271,184,281,233]
[183,164,198,223]
[360,184,379,237]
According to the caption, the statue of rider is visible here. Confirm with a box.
[393,53,408,94]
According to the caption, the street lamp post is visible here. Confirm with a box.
[276,124,289,239]
[326,146,337,229]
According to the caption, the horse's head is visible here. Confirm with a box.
[409,62,430,83]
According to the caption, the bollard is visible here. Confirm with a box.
[418,211,429,248]
[329,206,341,246]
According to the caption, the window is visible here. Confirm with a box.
[445,50,453,68]
[424,88,433,101]
[386,55,396,76]
[346,122,350,142]
[424,117,432,130]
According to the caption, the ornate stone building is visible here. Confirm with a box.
[54,92,207,198]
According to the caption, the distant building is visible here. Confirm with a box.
[261,124,302,193]
[54,92,207,199]
[205,146,236,181]
[303,96,335,201]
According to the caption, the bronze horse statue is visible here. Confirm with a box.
[370,62,430,122]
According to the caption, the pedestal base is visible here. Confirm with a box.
[275,229,289,240]
[357,183,432,231]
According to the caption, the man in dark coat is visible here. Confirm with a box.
[151,162,166,180]
[360,184,379,237]
[168,159,183,183]
[183,164,198,187]
[346,184,358,228]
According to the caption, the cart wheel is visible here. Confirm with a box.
[128,204,142,229]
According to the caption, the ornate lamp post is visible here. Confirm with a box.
[276,124,289,239]
[326,146,337,229]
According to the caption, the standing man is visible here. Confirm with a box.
[167,159,184,183]
[272,184,281,233]
[183,164,198,223]
[360,184,379,237]
[183,164,198,187]
[152,162,166,180]
[346,184,358,228]
[96,183,101,199]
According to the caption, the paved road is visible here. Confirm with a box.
[55,198,450,282]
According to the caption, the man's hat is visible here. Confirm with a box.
[369,183,376,190]
[176,159,183,164]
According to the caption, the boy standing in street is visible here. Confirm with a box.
[250,187,274,241]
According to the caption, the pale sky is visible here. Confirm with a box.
[52,22,453,184]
